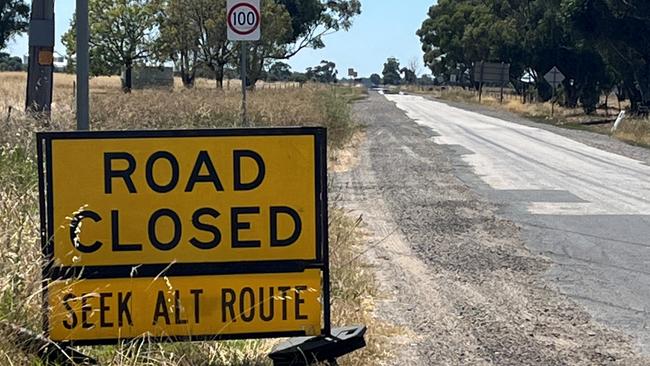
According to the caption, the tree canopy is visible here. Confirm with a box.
[1,0,29,50]
[62,0,360,90]
[63,0,159,91]
[370,73,381,86]
[267,61,292,81]
[382,57,401,85]
[0,51,23,71]
[417,0,650,113]
[306,60,337,83]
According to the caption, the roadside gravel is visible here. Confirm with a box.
[332,92,649,365]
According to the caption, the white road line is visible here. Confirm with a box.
[386,94,650,216]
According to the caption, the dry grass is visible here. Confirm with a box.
[614,119,650,147]
[0,72,381,365]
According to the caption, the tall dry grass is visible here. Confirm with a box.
[614,119,650,147]
[0,72,379,365]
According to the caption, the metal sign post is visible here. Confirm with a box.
[76,0,90,130]
[544,66,565,117]
[240,43,248,126]
[227,0,261,127]
[499,62,506,104]
[25,0,55,116]
[473,62,510,104]
[348,68,356,88]
[478,62,484,103]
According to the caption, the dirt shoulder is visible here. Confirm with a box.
[419,94,650,166]
[332,92,649,365]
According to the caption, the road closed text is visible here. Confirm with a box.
[48,270,323,341]
[45,133,324,267]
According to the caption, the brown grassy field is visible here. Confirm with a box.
[0,72,384,365]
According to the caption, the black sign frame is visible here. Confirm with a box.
[37,127,330,345]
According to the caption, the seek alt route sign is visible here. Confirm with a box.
[38,128,329,344]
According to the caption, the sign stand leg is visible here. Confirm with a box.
[268,326,367,366]
[240,42,249,127]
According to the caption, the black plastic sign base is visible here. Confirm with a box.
[268,325,367,366]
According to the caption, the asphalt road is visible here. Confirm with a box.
[386,93,650,353]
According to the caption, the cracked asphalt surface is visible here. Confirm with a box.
[333,92,650,365]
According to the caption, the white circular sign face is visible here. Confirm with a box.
[228,3,260,36]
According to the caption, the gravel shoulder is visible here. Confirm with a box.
[332,92,649,365]
[422,95,650,166]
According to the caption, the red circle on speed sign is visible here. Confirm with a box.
[228,3,261,36]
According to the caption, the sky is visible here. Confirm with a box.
[6,0,435,77]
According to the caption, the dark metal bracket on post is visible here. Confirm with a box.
[268,326,367,366]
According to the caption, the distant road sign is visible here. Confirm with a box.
[544,66,565,89]
[473,62,510,85]
[38,128,328,344]
[520,69,536,84]
[227,0,261,41]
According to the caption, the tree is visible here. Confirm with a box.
[289,71,308,85]
[154,0,361,89]
[408,57,422,77]
[419,74,435,86]
[401,67,417,84]
[370,73,381,86]
[563,0,650,112]
[239,0,361,88]
[382,57,401,85]
[235,0,293,88]
[272,0,361,59]
[0,0,29,50]
[0,52,23,71]
[417,0,615,112]
[267,62,292,81]
[63,0,158,92]
[306,60,337,83]
[155,0,202,87]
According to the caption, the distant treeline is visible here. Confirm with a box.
[58,0,360,92]
[0,53,24,72]
[418,0,650,114]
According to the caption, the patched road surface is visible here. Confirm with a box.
[334,92,650,365]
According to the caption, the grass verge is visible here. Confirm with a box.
[0,72,381,365]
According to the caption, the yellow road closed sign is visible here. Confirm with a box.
[37,128,329,344]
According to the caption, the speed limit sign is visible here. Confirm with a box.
[227,0,261,41]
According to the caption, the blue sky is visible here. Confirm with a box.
[6,0,435,77]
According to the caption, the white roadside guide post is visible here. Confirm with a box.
[612,110,626,133]
[227,0,261,127]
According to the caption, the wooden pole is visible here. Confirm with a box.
[25,0,55,116]
[76,0,90,130]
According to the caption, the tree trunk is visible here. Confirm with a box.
[624,81,643,114]
[215,63,225,89]
[565,84,579,108]
[180,51,195,88]
[123,61,133,93]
